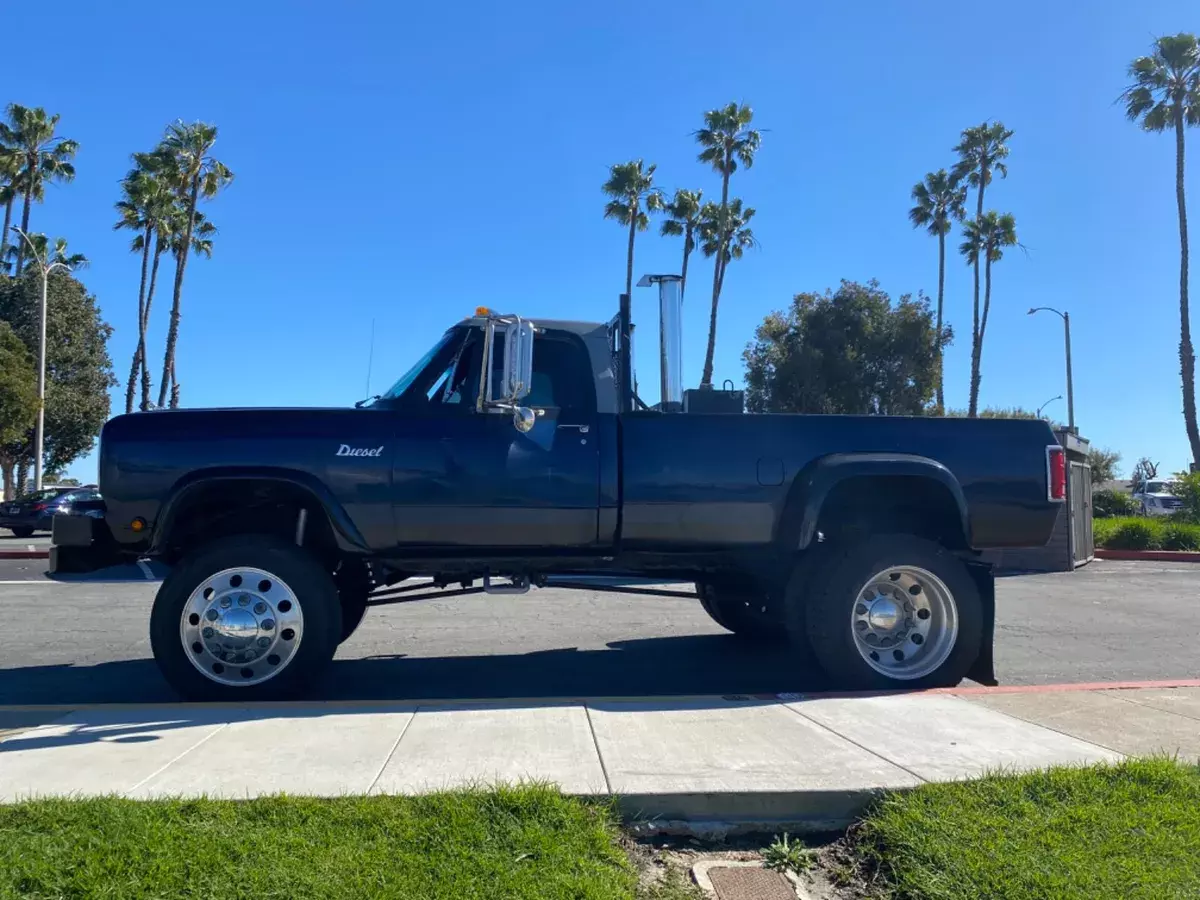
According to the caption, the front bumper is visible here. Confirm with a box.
[49,515,123,574]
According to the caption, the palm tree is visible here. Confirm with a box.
[2,234,87,273]
[1123,34,1200,467]
[602,160,664,300]
[115,156,177,413]
[952,122,1012,415]
[909,169,967,411]
[698,198,757,385]
[695,102,761,386]
[659,189,703,300]
[164,211,217,408]
[959,212,1018,417]
[154,121,233,409]
[0,149,21,270]
[0,105,77,276]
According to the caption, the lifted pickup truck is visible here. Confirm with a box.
[53,295,1066,700]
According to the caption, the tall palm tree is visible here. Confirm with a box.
[164,211,217,408]
[952,122,1012,415]
[0,149,21,270]
[0,105,77,276]
[602,160,664,300]
[1123,34,1200,467]
[659,188,703,300]
[154,121,233,409]
[695,102,761,386]
[115,156,177,413]
[698,198,757,386]
[2,233,87,272]
[959,212,1018,417]
[909,169,967,411]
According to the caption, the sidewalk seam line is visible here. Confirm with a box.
[366,708,417,794]
[126,722,230,794]
[1096,690,1200,724]
[779,703,928,784]
[583,704,613,795]
[961,698,1127,757]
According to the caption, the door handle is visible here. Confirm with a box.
[557,424,589,433]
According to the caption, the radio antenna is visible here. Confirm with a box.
[365,318,376,397]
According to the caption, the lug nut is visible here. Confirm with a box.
[257,636,270,648]
[202,627,214,638]
[205,609,219,621]
[261,618,275,631]
[220,597,232,609]
[238,594,250,607]
[254,602,267,615]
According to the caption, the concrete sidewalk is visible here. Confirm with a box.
[1,685,1197,831]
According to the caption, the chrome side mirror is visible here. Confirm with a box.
[512,406,536,433]
[499,316,534,403]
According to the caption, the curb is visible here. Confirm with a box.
[1095,548,1200,562]
[0,549,48,560]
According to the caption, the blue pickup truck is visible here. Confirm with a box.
[53,299,1065,700]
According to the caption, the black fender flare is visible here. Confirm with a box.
[783,453,971,550]
[150,467,369,554]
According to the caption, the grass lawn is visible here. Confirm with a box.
[855,758,1200,900]
[0,785,662,900]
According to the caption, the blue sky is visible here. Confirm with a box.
[5,0,1198,481]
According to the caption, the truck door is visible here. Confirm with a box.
[390,326,601,548]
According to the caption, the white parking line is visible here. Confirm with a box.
[0,580,54,585]
[137,560,155,581]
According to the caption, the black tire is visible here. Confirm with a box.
[791,534,982,690]
[696,581,784,642]
[10,526,34,539]
[334,559,373,644]
[150,535,343,701]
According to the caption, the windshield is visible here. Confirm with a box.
[376,331,457,402]
[1146,481,1178,494]
[20,488,66,502]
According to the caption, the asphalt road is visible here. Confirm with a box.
[0,557,1196,704]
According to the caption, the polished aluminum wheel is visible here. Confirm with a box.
[850,565,958,680]
[180,567,304,687]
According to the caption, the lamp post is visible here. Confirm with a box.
[1028,306,1074,433]
[11,227,72,492]
[1036,395,1062,419]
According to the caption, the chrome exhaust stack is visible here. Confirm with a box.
[637,274,683,412]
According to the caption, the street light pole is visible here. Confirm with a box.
[1036,395,1062,419]
[1028,306,1075,433]
[11,227,70,493]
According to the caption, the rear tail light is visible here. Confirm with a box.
[1047,446,1066,501]
[31,503,47,512]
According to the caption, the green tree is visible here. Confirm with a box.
[952,122,1012,414]
[1122,34,1200,468]
[115,154,178,414]
[743,280,951,415]
[659,188,703,300]
[154,121,233,409]
[0,105,78,276]
[602,159,663,304]
[1086,447,1123,483]
[695,102,761,386]
[0,321,36,499]
[909,169,967,411]
[959,212,1018,416]
[0,269,114,492]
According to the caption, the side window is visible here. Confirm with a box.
[528,332,595,414]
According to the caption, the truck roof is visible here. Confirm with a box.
[457,315,608,341]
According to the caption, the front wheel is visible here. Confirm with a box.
[150,535,342,701]
[795,534,982,690]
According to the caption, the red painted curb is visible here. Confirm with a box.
[765,678,1200,703]
[0,550,48,560]
[1095,548,1200,562]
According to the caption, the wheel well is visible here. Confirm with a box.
[157,479,338,564]
[816,475,968,550]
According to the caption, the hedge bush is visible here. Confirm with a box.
[1092,516,1200,552]
[1092,489,1139,518]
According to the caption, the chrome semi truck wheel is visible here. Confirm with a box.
[150,536,341,701]
[795,534,981,690]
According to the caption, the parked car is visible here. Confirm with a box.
[1132,479,1183,517]
[53,301,1065,702]
[1,486,102,537]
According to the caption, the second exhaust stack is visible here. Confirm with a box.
[637,274,683,412]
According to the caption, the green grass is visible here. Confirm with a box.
[856,758,1200,900]
[1092,515,1200,551]
[0,786,641,900]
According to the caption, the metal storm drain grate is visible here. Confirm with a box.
[707,865,796,899]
